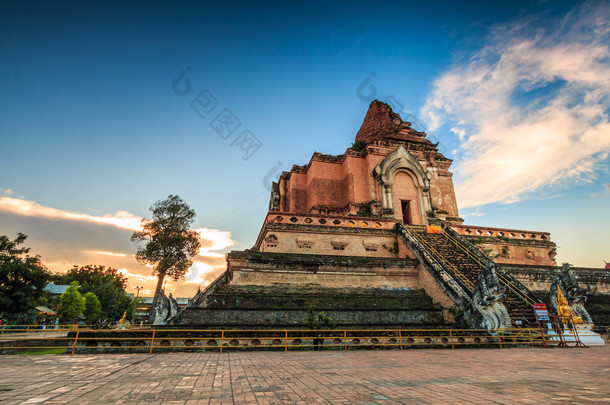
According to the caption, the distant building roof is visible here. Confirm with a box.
[139,297,190,305]
[45,283,69,295]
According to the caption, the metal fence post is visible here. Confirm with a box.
[344,330,348,351]
[71,330,80,355]
[449,330,454,350]
[149,330,156,354]
[220,330,224,353]
[399,330,403,350]
[285,330,288,352]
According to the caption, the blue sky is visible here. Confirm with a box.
[1,0,608,296]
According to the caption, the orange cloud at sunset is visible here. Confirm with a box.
[0,196,143,230]
[0,193,236,298]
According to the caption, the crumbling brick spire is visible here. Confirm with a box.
[355,100,409,144]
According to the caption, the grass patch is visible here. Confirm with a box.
[11,348,67,355]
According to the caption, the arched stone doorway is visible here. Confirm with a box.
[373,145,432,225]
[392,171,422,225]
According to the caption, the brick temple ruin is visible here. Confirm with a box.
[175,100,609,332]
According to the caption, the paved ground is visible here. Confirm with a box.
[0,346,608,404]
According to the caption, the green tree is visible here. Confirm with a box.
[131,195,201,322]
[83,292,102,323]
[306,305,335,330]
[56,265,134,321]
[57,281,85,323]
[0,233,52,320]
[306,305,334,351]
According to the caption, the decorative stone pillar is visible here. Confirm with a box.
[380,183,388,208]
[384,184,393,210]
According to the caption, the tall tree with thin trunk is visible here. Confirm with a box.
[131,195,201,323]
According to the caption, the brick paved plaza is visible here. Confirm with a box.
[0,346,608,404]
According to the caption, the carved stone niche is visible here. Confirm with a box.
[296,238,314,249]
[331,241,348,251]
[363,240,379,252]
[265,234,278,248]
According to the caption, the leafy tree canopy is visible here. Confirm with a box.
[83,292,102,322]
[57,281,85,323]
[55,265,134,321]
[0,233,51,318]
[131,195,201,320]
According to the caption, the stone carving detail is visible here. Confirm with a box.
[264,234,278,247]
[473,262,512,330]
[331,241,348,250]
[549,263,593,324]
[151,290,179,325]
[362,240,379,251]
[296,238,314,249]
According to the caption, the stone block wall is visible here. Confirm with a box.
[179,284,447,328]
[227,251,419,289]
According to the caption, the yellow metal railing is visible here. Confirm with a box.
[0,327,555,354]
[402,225,474,290]
[0,323,146,339]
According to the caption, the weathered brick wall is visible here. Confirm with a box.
[417,263,457,310]
[227,251,419,289]
[258,228,399,258]
[179,284,447,328]
[500,265,610,294]
[180,308,445,328]
[429,169,460,220]
[466,237,556,266]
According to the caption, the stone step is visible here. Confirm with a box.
[416,230,538,326]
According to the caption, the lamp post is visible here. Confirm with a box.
[135,286,143,298]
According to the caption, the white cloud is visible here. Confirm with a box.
[184,261,215,284]
[422,1,610,208]
[462,210,485,218]
[194,227,235,258]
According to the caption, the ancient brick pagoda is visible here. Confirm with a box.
[256,100,555,266]
[176,100,609,332]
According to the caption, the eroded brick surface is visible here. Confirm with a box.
[1,346,608,404]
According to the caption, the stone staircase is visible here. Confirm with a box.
[397,224,539,328]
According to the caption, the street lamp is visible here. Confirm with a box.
[135,286,143,298]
